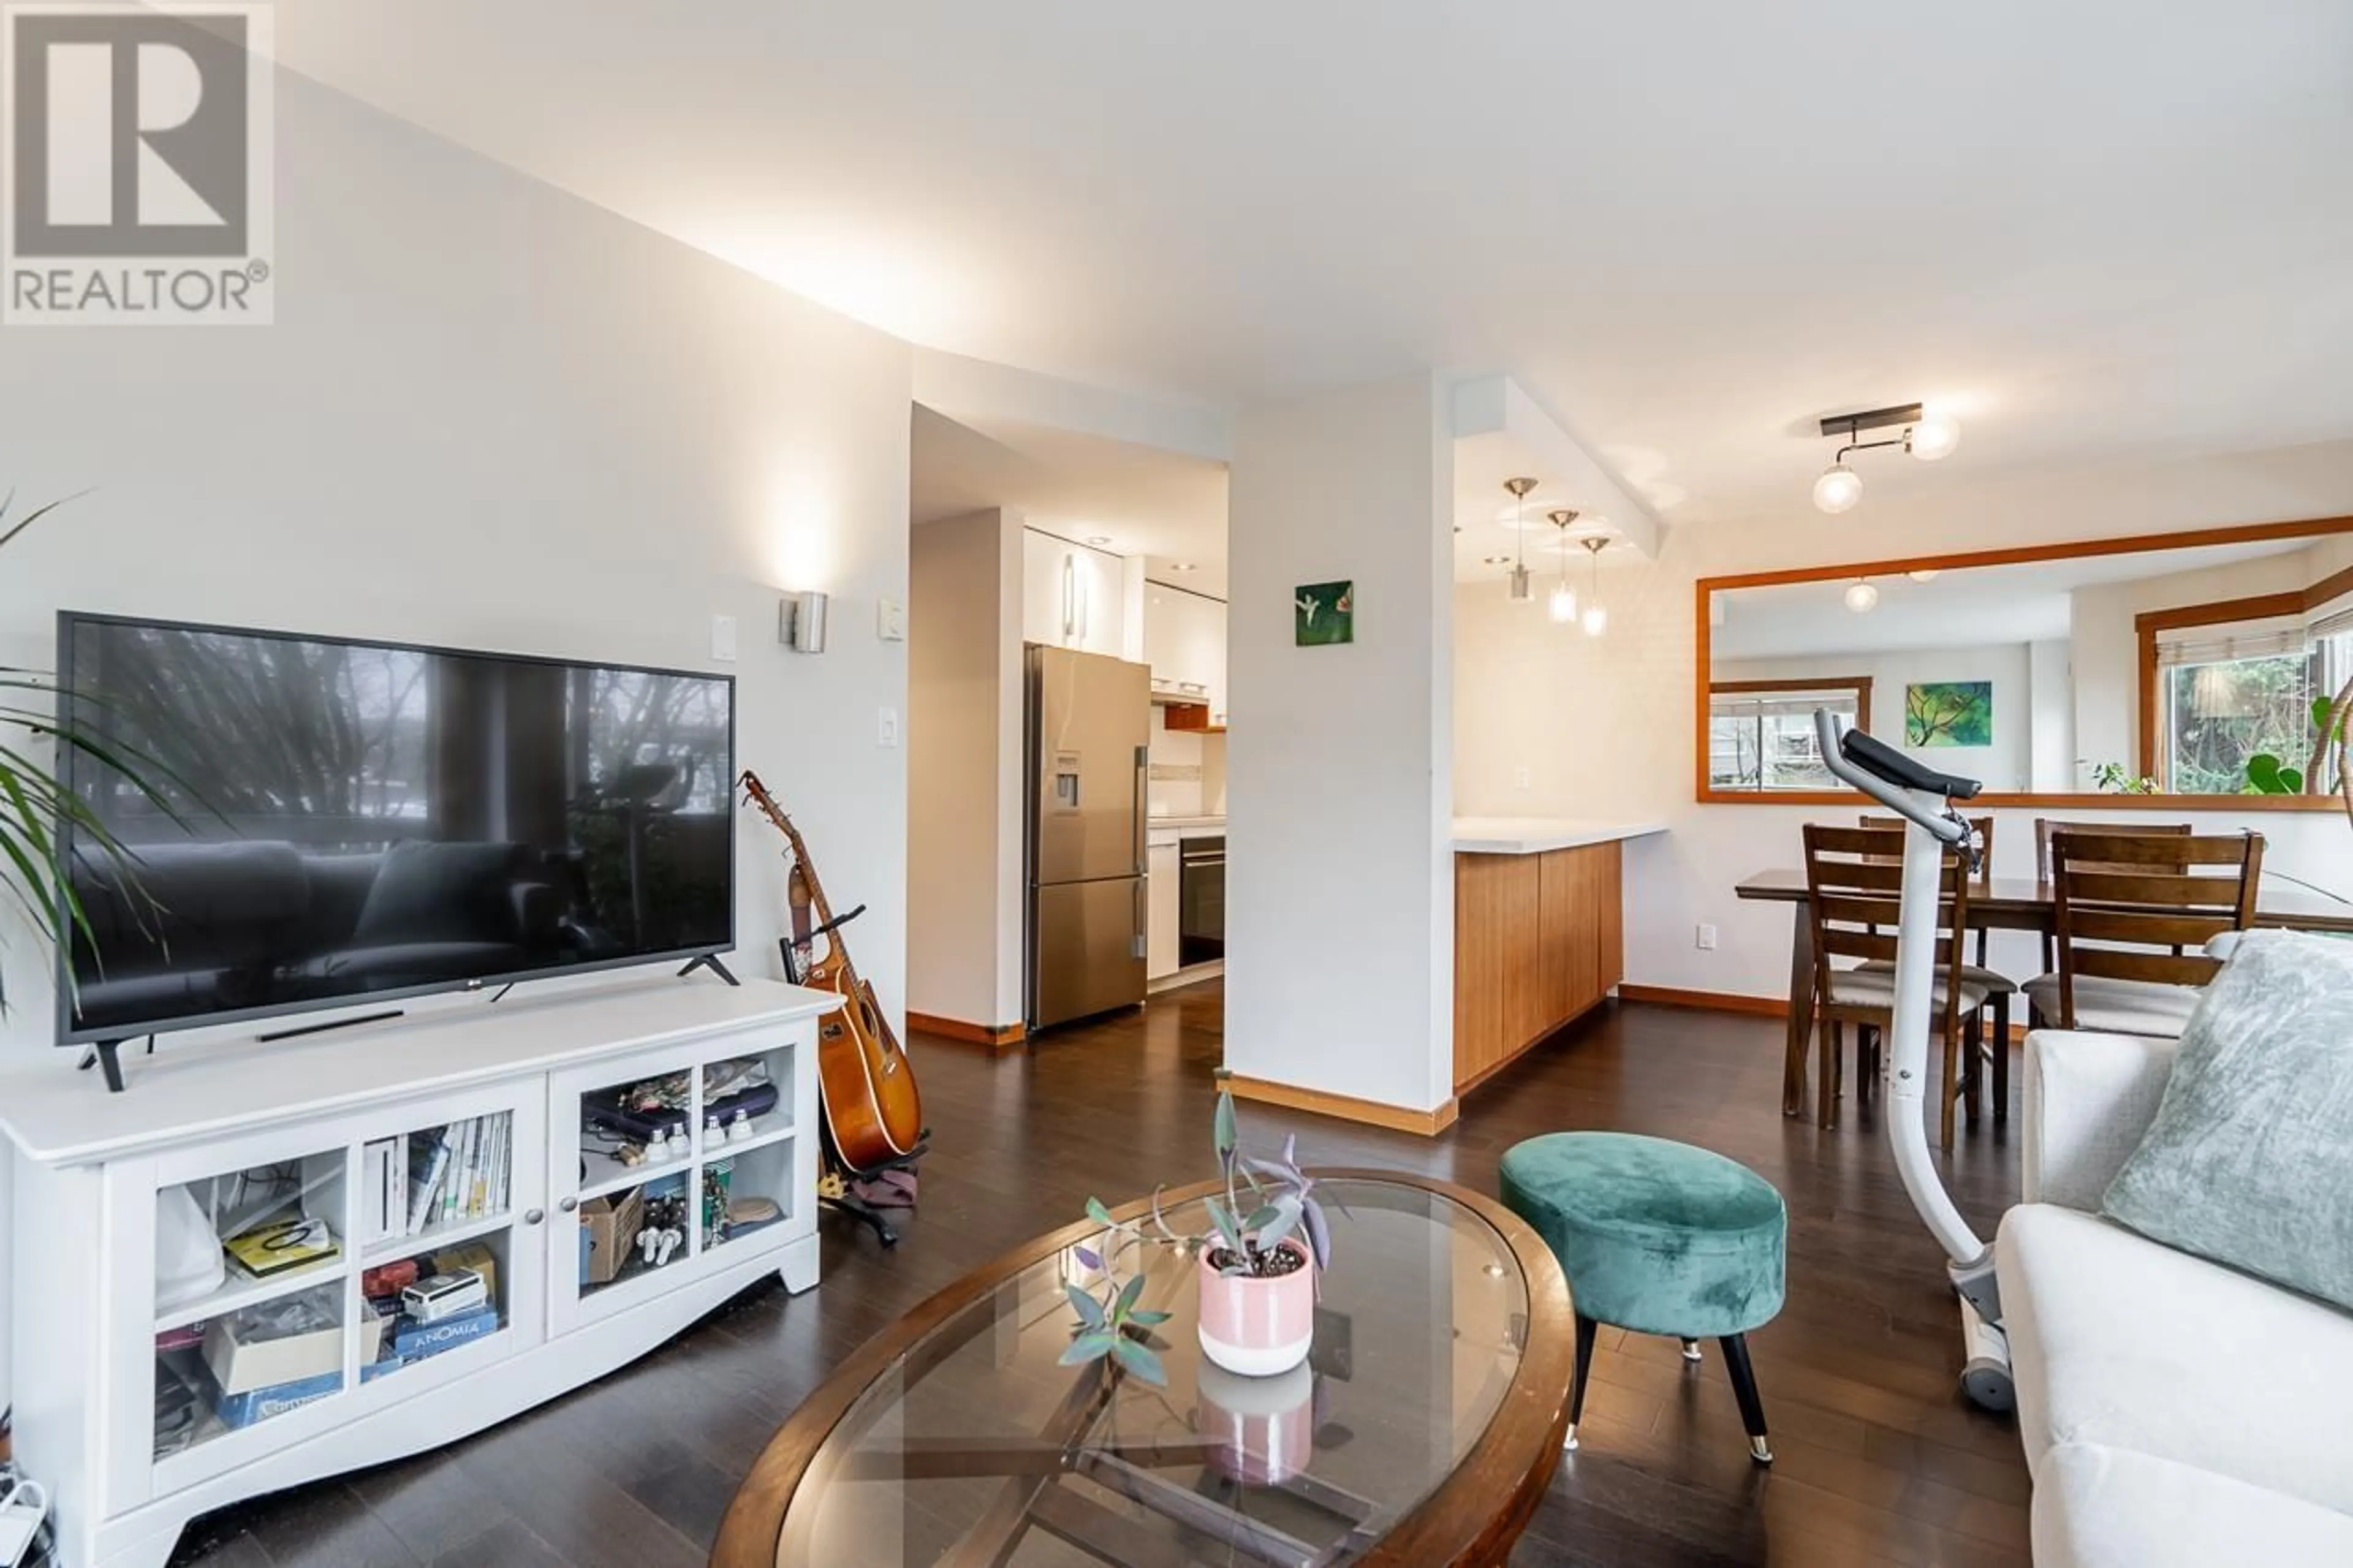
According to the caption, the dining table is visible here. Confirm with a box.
[1733,867,2353,1118]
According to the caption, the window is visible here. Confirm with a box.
[2153,621,2318,793]
[1708,679,1870,792]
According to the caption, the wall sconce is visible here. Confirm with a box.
[779,590,830,653]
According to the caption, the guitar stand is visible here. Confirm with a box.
[819,1135,927,1250]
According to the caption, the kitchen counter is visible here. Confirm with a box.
[1146,816,1226,846]
[1452,817,1667,855]
[1451,824,1645,1099]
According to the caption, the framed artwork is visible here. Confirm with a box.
[1294,581,1354,646]
[1905,681,1993,747]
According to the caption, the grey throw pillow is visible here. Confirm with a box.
[2102,929,2353,1312]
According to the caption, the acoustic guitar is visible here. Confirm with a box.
[738,771,926,1173]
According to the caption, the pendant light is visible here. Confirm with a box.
[1844,578,1880,613]
[1545,510,1579,623]
[1579,537,1608,637]
[1504,477,1536,602]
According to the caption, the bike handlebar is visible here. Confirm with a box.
[1814,709,1977,845]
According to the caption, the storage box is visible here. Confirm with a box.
[389,1305,500,1361]
[579,1187,643,1286]
[215,1368,341,1429]
[430,1241,501,1305]
[202,1301,343,1395]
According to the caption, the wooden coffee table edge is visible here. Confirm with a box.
[709,1168,1574,1568]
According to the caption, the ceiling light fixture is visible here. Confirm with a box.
[1907,568,1940,583]
[1085,534,1112,547]
[1579,537,1609,636]
[1170,562,1197,572]
[1811,403,1964,513]
[1504,477,1536,602]
[1545,510,1580,624]
[1844,578,1881,613]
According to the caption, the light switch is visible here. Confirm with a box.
[877,597,907,642]
[710,615,738,662]
[877,707,900,748]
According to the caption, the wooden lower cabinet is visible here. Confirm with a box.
[1453,841,1624,1091]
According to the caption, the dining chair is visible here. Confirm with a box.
[1860,814,2010,1121]
[1802,824,1990,1149]
[2023,830,2264,1038]
[2031,820,2192,971]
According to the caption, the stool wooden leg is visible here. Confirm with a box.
[1718,1333,1773,1464]
[1566,1314,1599,1451]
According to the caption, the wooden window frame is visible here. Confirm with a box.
[1707,676,1873,795]
[1694,513,2353,810]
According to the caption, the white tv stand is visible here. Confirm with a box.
[0,976,838,1568]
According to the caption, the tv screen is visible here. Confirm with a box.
[56,613,736,1043]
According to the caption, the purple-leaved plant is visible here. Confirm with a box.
[1068,1088,1339,1384]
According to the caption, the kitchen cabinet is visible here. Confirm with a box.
[1143,585,1227,725]
[1145,840,1181,979]
[1451,841,1624,1091]
[1023,529,1125,657]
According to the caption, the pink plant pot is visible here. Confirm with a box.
[1196,1360,1316,1484]
[1195,1240,1315,1376]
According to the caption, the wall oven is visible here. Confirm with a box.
[1178,835,1224,966]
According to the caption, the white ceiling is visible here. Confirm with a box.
[911,407,1231,596]
[279,3,2353,521]
[1711,539,2311,661]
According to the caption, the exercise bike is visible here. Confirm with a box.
[1814,710,2015,1413]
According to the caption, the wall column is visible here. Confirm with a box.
[1224,373,1457,1129]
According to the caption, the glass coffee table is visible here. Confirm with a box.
[713,1170,1574,1568]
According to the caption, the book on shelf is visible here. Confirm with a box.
[396,1114,512,1238]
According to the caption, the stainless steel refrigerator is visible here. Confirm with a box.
[1025,644,1151,1031]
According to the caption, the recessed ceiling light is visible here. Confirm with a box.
[1480,555,1515,566]
[1170,562,1198,572]
[1085,535,1112,547]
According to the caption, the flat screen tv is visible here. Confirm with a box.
[55,612,737,1047]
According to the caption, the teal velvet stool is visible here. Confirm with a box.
[1499,1131,1787,1463]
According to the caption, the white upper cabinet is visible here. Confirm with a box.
[1143,585,1227,724]
[1022,530,1126,656]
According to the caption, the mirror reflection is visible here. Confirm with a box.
[1707,530,2353,796]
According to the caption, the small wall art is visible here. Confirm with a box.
[1294,580,1354,646]
[1904,680,1993,747]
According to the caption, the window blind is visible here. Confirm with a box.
[2153,615,2308,667]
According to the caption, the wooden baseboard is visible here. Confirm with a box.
[1224,1074,1460,1137]
[1616,984,1789,1018]
[1615,987,2036,1045]
[906,1012,1026,1055]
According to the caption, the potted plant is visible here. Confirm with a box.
[0,492,179,1001]
[1066,1088,1336,1385]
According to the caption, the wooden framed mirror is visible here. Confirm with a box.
[1696,514,2353,808]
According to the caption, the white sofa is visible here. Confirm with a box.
[1997,1031,2353,1566]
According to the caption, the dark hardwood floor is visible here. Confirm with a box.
[169,983,2029,1568]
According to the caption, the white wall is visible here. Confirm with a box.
[908,509,1023,1028]
[1227,374,1454,1114]
[0,66,914,1407]
[1455,441,2353,1003]
[1715,642,2034,792]
[2028,638,2075,792]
